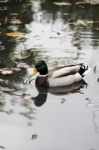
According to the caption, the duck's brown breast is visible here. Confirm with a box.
[35,76,49,88]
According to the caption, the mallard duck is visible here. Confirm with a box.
[28,60,88,89]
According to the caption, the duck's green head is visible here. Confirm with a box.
[33,60,48,75]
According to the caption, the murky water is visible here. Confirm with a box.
[0,0,99,150]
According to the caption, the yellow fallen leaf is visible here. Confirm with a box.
[5,31,26,37]
[77,20,87,26]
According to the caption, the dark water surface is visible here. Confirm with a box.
[0,0,99,150]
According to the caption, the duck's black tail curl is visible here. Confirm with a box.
[79,64,88,77]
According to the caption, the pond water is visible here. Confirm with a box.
[0,0,99,150]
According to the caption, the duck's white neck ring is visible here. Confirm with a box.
[38,74,48,77]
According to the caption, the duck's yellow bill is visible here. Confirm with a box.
[32,68,39,76]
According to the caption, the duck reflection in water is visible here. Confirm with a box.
[33,92,48,107]
[32,80,87,107]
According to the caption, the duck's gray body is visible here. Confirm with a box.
[35,64,85,88]
[48,73,82,87]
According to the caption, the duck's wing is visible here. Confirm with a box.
[49,64,82,78]
[49,63,88,78]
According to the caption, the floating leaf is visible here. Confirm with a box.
[94,66,96,73]
[31,134,38,140]
[0,69,13,75]
[10,19,22,25]
[0,79,4,82]
[86,20,94,24]
[75,2,88,5]
[76,1,98,5]
[16,62,29,69]
[10,13,19,16]
[85,98,94,108]
[21,93,32,100]
[5,31,26,37]
[76,19,94,26]
[11,68,21,71]
[0,145,5,149]
[77,20,87,26]
[60,98,66,104]
[94,21,99,24]
[0,86,14,92]
[86,0,98,5]
[0,68,21,75]
[0,45,5,51]
[72,39,80,45]
[54,2,71,6]
[97,78,99,82]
